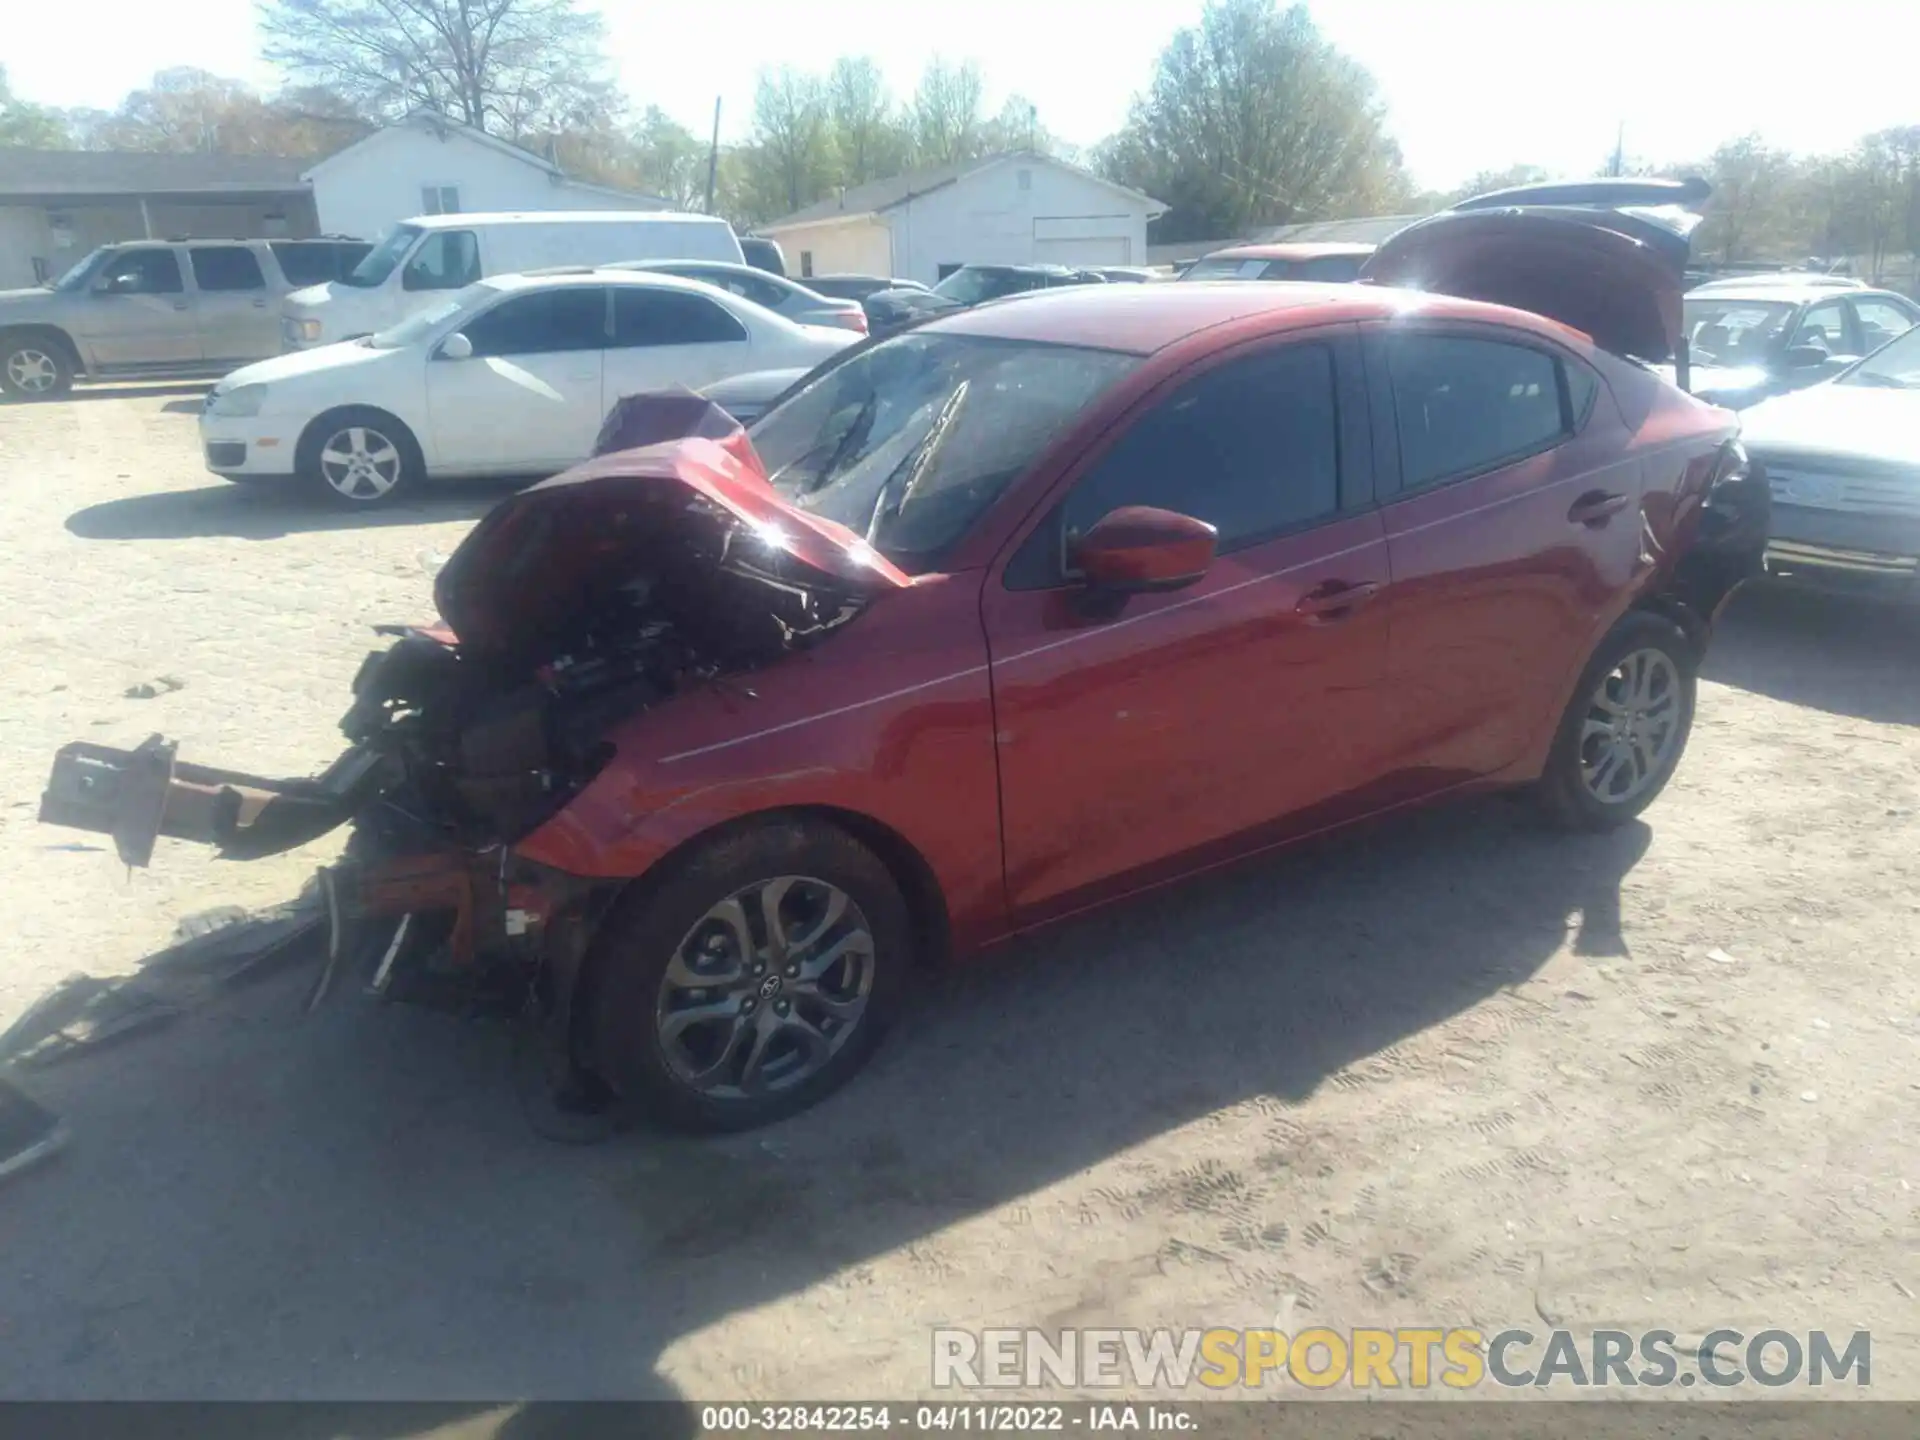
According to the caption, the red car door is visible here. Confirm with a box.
[980,327,1392,922]
[1364,323,1646,784]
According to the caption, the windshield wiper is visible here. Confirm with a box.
[1843,372,1912,389]
[866,381,969,545]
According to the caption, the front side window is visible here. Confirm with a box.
[1050,344,1341,572]
[273,241,348,287]
[402,230,480,291]
[460,287,607,357]
[611,288,749,346]
[1388,335,1568,492]
[421,185,461,216]
[753,332,1139,572]
[1790,300,1848,355]
[190,246,266,292]
[95,248,183,296]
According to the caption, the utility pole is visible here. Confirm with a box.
[1609,122,1625,178]
[705,96,722,214]
[1028,103,1037,153]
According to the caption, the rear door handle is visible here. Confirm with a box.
[1295,580,1382,619]
[1568,490,1631,526]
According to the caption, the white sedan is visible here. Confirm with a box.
[199,268,859,505]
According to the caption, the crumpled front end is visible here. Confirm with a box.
[38,393,903,1008]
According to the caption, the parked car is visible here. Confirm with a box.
[800,274,929,302]
[0,238,370,397]
[46,178,1770,1132]
[613,260,868,333]
[1736,320,1920,601]
[200,268,857,504]
[700,365,810,426]
[864,263,1104,333]
[1179,243,1376,283]
[279,211,745,352]
[1676,276,1919,409]
[1089,266,1161,283]
[739,236,786,277]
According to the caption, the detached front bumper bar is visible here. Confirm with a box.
[39,735,389,867]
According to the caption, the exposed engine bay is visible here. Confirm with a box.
[37,397,893,1025]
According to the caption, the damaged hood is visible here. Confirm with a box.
[435,392,912,661]
[1362,177,1711,367]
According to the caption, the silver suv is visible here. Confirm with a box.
[0,237,370,398]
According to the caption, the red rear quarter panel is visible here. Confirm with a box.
[514,572,1007,947]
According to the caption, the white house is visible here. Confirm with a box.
[758,152,1166,285]
[303,113,666,241]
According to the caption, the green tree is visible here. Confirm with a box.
[0,65,71,148]
[258,0,615,139]
[827,57,908,185]
[911,56,985,166]
[742,67,836,220]
[1095,0,1410,243]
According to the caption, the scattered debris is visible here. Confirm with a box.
[1707,947,1740,965]
[0,898,323,1070]
[1811,1017,1831,1030]
[1800,1090,1819,1103]
[122,675,185,700]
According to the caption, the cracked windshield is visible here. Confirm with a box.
[1,0,1915,1424]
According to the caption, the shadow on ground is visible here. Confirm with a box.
[65,480,529,543]
[0,797,1646,1405]
[1704,582,1920,726]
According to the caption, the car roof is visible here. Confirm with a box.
[1203,242,1377,261]
[408,210,725,230]
[1688,282,1900,304]
[922,279,1559,355]
[955,263,1085,276]
[482,267,747,297]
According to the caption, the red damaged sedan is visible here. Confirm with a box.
[41,180,1768,1131]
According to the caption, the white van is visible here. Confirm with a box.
[279,211,744,350]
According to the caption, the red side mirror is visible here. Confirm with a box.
[1075,506,1218,593]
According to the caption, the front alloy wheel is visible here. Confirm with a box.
[586,819,910,1131]
[317,424,405,502]
[656,876,876,1098]
[3,344,70,398]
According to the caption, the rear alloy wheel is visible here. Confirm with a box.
[298,408,419,506]
[1535,612,1696,829]
[1,341,72,398]
[587,820,911,1131]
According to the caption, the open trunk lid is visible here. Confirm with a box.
[1361,177,1712,385]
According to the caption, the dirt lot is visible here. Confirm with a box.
[0,385,1915,1405]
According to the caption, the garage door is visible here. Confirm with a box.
[1033,236,1131,266]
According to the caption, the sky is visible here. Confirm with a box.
[9,0,1920,191]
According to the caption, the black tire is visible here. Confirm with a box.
[0,333,75,399]
[585,818,913,1133]
[295,406,423,507]
[1534,611,1697,830]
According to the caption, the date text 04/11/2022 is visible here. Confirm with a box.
[699,1404,1200,1431]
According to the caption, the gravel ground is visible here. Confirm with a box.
[0,385,1915,1407]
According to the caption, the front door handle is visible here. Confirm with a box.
[172,301,189,311]
[251,298,268,308]
[1569,490,1631,526]
[1295,579,1382,619]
